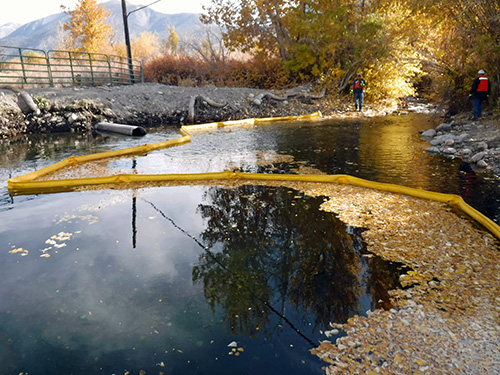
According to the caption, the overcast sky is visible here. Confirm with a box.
[0,0,212,26]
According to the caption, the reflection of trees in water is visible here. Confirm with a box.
[193,185,369,337]
[0,132,97,167]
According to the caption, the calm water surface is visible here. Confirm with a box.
[0,113,498,375]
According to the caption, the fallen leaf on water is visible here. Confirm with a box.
[9,248,28,255]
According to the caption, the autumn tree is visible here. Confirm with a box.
[165,27,180,55]
[443,0,499,103]
[203,1,426,98]
[200,0,499,108]
[61,0,113,54]
[393,0,500,109]
[114,32,161,62]
[191,29,228,67]
[201,0,295,61]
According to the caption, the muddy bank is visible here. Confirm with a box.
[0,83,333,137]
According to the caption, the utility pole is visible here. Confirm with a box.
[121,0,134,83]
[121,0,162,83]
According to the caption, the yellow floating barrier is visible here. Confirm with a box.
[7,110,500,241]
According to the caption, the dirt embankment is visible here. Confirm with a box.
[0,83,334,137]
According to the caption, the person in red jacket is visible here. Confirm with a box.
[351,73,367,111]
[469,69,490,120]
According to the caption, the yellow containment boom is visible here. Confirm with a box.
[7,111,500,241]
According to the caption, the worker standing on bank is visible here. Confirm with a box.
[469,69,490,120]
[351,73,367,111]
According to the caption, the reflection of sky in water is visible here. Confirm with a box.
[1,188,210,370]
[1,187,330,374]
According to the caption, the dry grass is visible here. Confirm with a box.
[144,54,296,89]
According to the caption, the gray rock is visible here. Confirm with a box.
[442,147,457,155]
[476,160,488,168]
[460,148,472,155]
[425,146,440,154]
[470,151,486,163]
[444,138,455,146]
[478,141,488,151]
[436,122,452,132]
[421,129,436,138]
[67,113,78,124]
[455,133,468,143]
[431,134,455,146]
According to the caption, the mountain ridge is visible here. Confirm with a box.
[0,0,206,51]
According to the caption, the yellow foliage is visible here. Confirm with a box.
[113,32,161,62]
[21,52,46,64]
[166,27,180,54]
[62,0,113,54]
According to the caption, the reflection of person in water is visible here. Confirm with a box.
[459,164,477,200]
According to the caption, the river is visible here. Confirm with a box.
[0,112,498,375]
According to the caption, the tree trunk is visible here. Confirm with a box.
[264,0,292,61]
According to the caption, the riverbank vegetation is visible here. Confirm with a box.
[61,0,500,112]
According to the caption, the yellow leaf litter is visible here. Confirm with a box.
[276,181,500,375]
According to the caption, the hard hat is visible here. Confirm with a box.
[478,69,485,74]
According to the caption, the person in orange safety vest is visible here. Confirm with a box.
[469,69,490,120]
[350,73,366,111]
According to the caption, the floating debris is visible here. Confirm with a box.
[52,232,73,241]
[9,247,28,256]
[56,212,99,225]
[229,346,244,356]
[283,181,500,374]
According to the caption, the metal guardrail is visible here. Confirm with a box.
[0,45,144,87]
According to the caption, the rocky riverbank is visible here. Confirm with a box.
[421,113,500,177]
